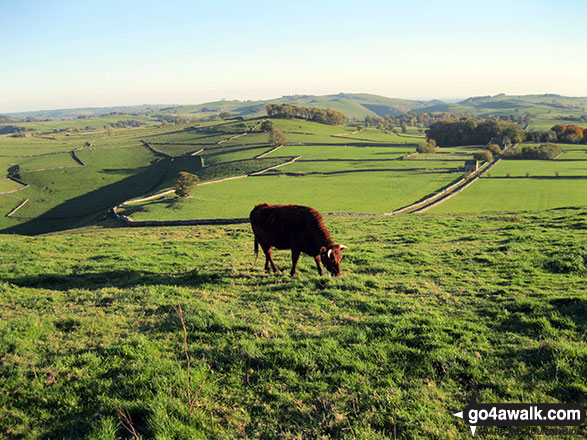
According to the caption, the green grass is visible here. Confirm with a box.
[271,159,461,174]
[148,144,207,157]
[0,177,24,193]
[121,170,460,220]
[489,159,587,177]
[0,210,585,439]
[17,153,81,172]
[265,144,412,160]
[13,146,165,219]
[203,147,271,165]
[430,178,587,213]
[559,145,587,160]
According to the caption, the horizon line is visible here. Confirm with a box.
[3,91,586,116]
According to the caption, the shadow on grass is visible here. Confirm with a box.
[0,158,172,235]
[6,269,221,290]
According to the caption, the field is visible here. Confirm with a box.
[117,119,465,222]
[0,210,585,439]
[429,143,587,213]
[1,104,587,439]
[123,171,459,220]
[3,114,587,234]
[1,116,475,234]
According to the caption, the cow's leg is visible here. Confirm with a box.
[261,245,272,272]
[313,255,324,276]
[265,247,281,274]
[264,253,271,272]
[290,250,300,276]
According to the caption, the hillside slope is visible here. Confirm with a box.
[416,93,587,118]
[0,209,585,439]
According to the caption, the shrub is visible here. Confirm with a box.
[174,172,199,198]
[503,143,562,160]
[268,128,286,147]
[416,139,437,153]
[474,150,493,162]
[7,165,21,180]
[259,120,274,132]
[486,144,502,156]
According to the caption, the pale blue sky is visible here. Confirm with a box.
[1,0,586,112]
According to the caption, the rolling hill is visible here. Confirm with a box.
[5,93,587,124]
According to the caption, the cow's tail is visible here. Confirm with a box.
[253,236,259,265]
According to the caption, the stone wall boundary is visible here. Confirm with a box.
[6,198,29,217]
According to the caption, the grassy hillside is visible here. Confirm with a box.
[2,112,587,235]
[4,94,433,123]
[417,94,587,119]
[0,210,585,439]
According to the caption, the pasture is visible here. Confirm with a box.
[0,210,585,439]
[1,115,586,235]
[122,170,460,221]
[430,178,587,213]
[429,142,587,213]
[1,109,586,439]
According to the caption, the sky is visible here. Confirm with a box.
[1,0,586,112]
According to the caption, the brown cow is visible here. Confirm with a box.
[250,203,347,276]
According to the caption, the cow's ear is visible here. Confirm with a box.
[339,245,347,251]
[319,246,327,254]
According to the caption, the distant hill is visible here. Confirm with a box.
[6,93,587,122]
[415,93,587,117]
[5,104,172,120]
[5,94,432,121]
[156,93,432,120]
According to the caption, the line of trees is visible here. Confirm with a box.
[526,124,587,144]
[266,104,346,125]
[426,118,525,147]
[105,120,145,129]
[503,143,563,160]
[364,112,532,131]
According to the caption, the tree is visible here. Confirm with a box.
[266,103,346,125]
[474,150,493,162]
[219,111,232,120]
[268,128,286,147]
[174,171,199,198]
[486,144,502,156]
[416,139,437,153]
[259,120,274,132]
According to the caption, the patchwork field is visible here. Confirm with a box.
[428,143,587,213]
[1,106,587,440]
[2,115,586,235]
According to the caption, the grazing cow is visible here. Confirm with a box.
[250,203,347,276]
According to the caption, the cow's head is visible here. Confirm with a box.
[320,244,347,276]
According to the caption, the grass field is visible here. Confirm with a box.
[429,178,587,213]
[0,210,585,439]
[489,159,587,177]
[0,177,24,193]
[121,170,461,220]
[11,145,165,219]
[2,115,586,235]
